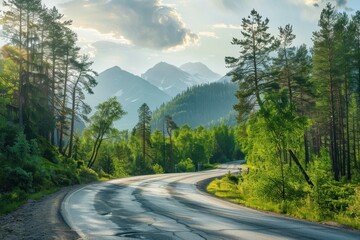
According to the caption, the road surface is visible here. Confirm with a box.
[62,161,360,239]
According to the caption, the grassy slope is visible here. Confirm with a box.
[207,174,360,230]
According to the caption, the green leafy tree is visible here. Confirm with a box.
[86,97,126,168]
[68,55,97,158]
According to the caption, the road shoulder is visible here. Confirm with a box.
[0,186,82,240]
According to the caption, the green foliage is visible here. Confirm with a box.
[78,167,99,184]
[152,82,237,129]
[0,188,28,215]
[86,97,126,168]
[2,167,33,192]
[207,176,242,202]
[51,168,78,186]
[11,132,31,162]
[98,169,112,180]
[153,164,164,174]
[177,158,195,172]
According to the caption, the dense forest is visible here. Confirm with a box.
[151,82,237,129]
[210,4,360,229]
[0,0,241,214]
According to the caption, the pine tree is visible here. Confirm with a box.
[136,103,152,165]
[312,3,341,180]
[68,55,97,158]
[225,9,278,122]
[165,115,178,171]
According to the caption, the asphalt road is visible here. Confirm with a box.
[61,161,360,240]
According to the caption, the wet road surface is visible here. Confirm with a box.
[61,161,360,239]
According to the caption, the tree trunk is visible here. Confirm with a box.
[59,50,70,153]
[68,83,77,158]
[18,8,24,128]
[289,150,314,187]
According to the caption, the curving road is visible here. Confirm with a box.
[62,161,360,240]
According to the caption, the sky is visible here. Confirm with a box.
[2,0,360,76]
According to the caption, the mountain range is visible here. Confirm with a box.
[86,62,235,130]
[180,62,221,84]
[85,66,171,130]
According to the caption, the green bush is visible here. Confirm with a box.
[224,173,242,185]
[0,188,27,214]
[153,164,164,174]
[3,167,33,192]
[39,139,59,164]
[51,168,79,186]
[98,169,112,179]
[177,158,195,172]
[78,167,99,184]
[202,163,219,170]
[10,132,30,162]
[29,139,40,156]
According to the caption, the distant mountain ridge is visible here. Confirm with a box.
[180,62,221,84]
[86,66,171,130]
[141,62,197,97]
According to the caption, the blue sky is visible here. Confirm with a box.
[3,0,360,75]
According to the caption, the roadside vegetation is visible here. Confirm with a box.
[209,4,360,230]
[208,172,360,229]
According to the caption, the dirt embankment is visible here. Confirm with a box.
[0,187,81,240]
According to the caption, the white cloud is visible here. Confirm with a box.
[199,31,220,39]
[213,23,242,30]
[61,0,198,50]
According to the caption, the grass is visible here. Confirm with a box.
[206,175,360,230]
[207,177,243,203]
[28,187,59,200]
[0,187,60,216]
[0,198,26,216]
[201,163,220,171]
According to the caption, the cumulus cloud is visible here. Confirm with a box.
[61,0,198,50]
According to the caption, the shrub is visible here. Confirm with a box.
[10,132,30,162]
[224,172,242,185]
[51,168,79,186]
[98,169,112,179]
[78,167,99,184]
[153,164,164,174]
[3,167,33,192]
[29,139,40,156]
[0,188,27,214]
[177,158,195,172]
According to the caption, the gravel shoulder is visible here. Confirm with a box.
[0,186,82,240]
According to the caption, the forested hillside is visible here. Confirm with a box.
[152,82,237,129]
